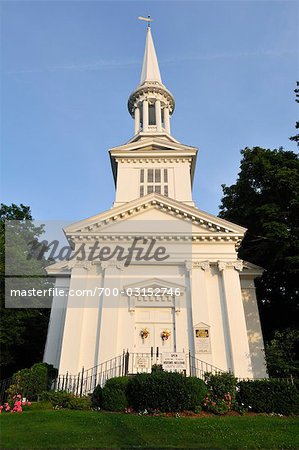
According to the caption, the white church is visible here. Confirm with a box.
[44,23,267,380]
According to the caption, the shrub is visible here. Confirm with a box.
[91,384,103,408]
[102,377,129,411]
[151,364,163,373]
[127,372,192,412]
[8,363,49,401]
[185,377,207,411]
[41,391,91,410]
[203,372,237,415]
[237,379,299,415]
[68,396,91,410]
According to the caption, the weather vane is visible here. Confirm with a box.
[138,15,153,29]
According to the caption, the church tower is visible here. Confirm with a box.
[111,25,197,207]
[128,24,175,137]
[44,23,268,382]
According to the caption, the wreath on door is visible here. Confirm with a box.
[161,329,171,341]
[140,328,149,339]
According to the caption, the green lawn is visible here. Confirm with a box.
[1,407,298,449]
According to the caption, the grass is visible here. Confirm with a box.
[0,405,298,449]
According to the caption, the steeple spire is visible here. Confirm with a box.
[140,27,162,84]
[128,21,175,139]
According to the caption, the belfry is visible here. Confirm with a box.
[44,23,267,382]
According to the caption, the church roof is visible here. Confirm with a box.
[63,192,247,237]
[140,27,162,84]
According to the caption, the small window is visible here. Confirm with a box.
[155,169,161,183]
[164,169,168,183]
[139,168,169,197]
[148,169,154,183]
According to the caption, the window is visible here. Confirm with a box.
[140,169,169,197]
[149,105,156,125]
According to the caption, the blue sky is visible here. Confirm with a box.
[1,1,298,221]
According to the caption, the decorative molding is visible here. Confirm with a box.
[100,260,125,271]
[217,260,243,272]
[192,260,210,271]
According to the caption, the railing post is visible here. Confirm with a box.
[79,367,84,397]
[125,351,129,376]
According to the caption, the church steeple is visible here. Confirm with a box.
[128,24,175,138]
[140,27,162,84]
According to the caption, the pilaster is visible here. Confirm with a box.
[218,260,253,378]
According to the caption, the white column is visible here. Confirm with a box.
[43,278,69,369]
[143,99,149,132]
[58,264,89,374]
[96,261,123,365]
[164,106,170,134]
[218,261,253,378]
[155,100,162,132]
[134,106,140,135]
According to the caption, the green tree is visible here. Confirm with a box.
[289,81,299,146]
[264,329,299,378]
[0,204,50,379]
[219,147,299,344]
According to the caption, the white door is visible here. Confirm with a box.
[134,308,176,355]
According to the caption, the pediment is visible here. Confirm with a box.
[109,137,197,155]
[124,277,185,292]
[64,193,246,245]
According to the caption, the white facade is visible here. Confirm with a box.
[44,26,267,379]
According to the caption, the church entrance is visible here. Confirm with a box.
[134,308,176,355]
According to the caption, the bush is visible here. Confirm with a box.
[91,384,103,408]
[8,363,49,401]
[41,390,91,410]
[185,377,207,411]
[203,372,237,415]
[127,372,194,412]
[237,379,299,415]
[102,377,129,411]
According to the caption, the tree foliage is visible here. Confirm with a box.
[264,329,299,378]
[0,204,50,379]
[219,147,299,342]
[289,81,299,146]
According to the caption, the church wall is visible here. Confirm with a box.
[241,277,268,378]
[43,277,69,369]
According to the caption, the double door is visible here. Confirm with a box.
[134,308,175,354]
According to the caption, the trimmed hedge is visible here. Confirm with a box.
[237,379,299,415]
[185,377,208,411]
[127,371,207,412]
[102,377,129,411]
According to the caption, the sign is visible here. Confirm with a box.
[162,352,186,371]
[135,355,149,369]
[194,326,211,354]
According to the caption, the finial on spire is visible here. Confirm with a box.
[138,15,153,28]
